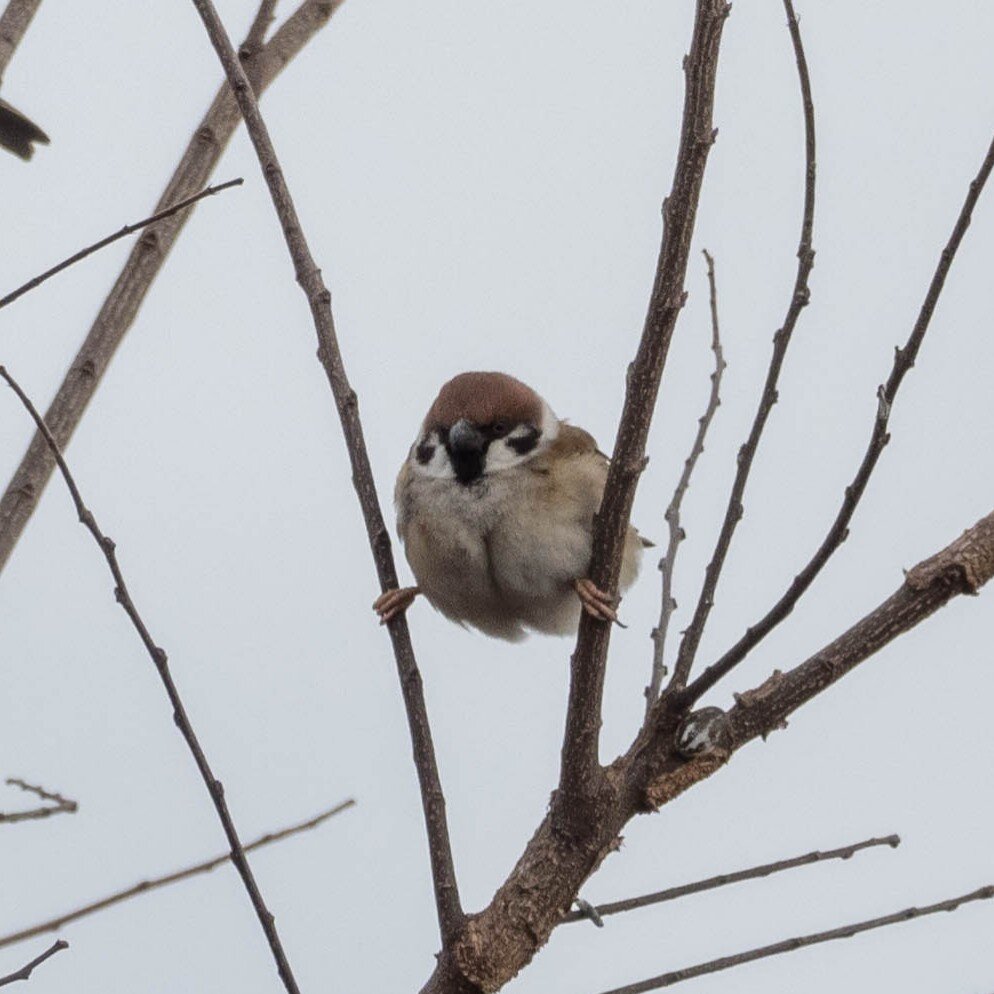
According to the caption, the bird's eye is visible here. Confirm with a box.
[491,421,510,437]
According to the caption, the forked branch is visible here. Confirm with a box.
[0,778,77,824]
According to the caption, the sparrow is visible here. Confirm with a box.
[373,371,649,641]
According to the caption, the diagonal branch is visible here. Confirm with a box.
[557,0,730,830]
[596,884,994,994]
[0,0,41,81]
[0,2,47,160]
[186,0,464,949]
[0,941,67,989]
[0,0,342,575]
[0,778,77,824]
[0,798,355,951]
[563,834,898,925]
[669,0,816,691]
[645,249,726,712]
[683,127,994,706]
[0,364,306,994]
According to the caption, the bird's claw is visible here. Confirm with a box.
[574,578,625,627]
[373,586,420,624]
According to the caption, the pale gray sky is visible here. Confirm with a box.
[2,2,993,992]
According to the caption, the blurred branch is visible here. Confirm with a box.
[0,178,243,310]
[0,778,77,824]
[563,834,898,925]
[668,0,816,691]
[597,884,994,994]
[0,798,355,951]
[646,249,726,712]
[0,0,42,81]
[0,0,342,575]
[187,0,464,951]
[0,941,67,988]
[683,124,994,706]
[0,364,306,994]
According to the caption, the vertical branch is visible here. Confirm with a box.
[186,0,465,949]
[645,250,725,712]
[668,0,816,691]
[0,0,341,575]
[556,0,729,825]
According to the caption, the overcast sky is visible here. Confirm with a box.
[2,2,993,993]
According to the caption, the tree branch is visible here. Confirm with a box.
[668,0,816,691]
[0,941,67,989]
[646,250,726,712]
[0,178,243,311]
[563,834,898,925]
[596,884,994,994]
[0,0,342,575]
[0,1,48,159]
[0,798,354,951]
[0,0,41,81]
[0,365,307,994]
[557,0,730,832]
[186,0,464,950]
[0,778,77,824]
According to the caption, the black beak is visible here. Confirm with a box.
[447,419,487,484]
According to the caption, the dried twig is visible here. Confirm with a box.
[0,778,77,824]
[556,0,730,834]
[0,179,243,310]
[683,126,994,705]
[186,0,464,949]
[0,941,67,988]
[0,364,305,994]
[668,0,816,692]
[563,834,898,925]
[645,250,726,712]
[0,0,342,574]
[596,884,994,994]
[0,798,355,951]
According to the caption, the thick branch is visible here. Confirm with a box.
[0,0,341,575]
[683,139,994,704]
[645,250,726,711]
[598,884,994,994]
[557,0,730,831]
[187,0,464,949]
[0,778,77,824]
[0,0,41,81]
[0,365,307,994]
[0,941,66,989]
[669,0,816,690]
[0,798,354,951]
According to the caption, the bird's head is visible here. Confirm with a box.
[410,372,559,485]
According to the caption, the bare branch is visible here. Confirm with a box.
[557,0,730,834]
[0,365,306,994]
[0,178,243,310]
[0,0,42,80]
[563,834,898,925]
[683,127,994,706]
[0,0,342,575]
[186,0,464,949]
[669,0,816,691]
[0,778,77,824]
[0,798,354,951]
[0,941,67,989]
[596,884,994,994]
[242,0,279,56]
[0,2,48,160]
[646,250,726,712]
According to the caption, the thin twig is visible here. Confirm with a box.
[0,364,305,994]
[668,0,816,692]
[555,0,730,836]
[0,179,243,311]
[0,798,355,951]
[187,0,464,949]
[0,941,67,988]
[563,834,898,924]
[683,127,994,706]
[596,884,994,994]
[645,250,726,713]
[0,778,77,823]
[0,0,342,575]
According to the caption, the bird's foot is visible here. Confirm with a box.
[574,578,626,627]
[373,586,421,624]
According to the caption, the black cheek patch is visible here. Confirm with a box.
[415,441,435,465]
[507,426,540,456]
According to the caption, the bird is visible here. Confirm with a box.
[373,371,650,641]
[0,98,49,160]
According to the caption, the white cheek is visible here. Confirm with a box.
[410,438,455,479]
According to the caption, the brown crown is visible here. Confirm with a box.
[425,372,544,429]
